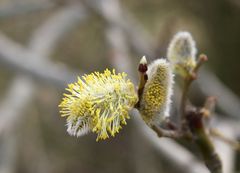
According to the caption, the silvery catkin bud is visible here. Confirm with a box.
[167,31,197,70]
[139,59,174,125]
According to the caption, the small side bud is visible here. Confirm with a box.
[199,54,208,62]
[138,56,148,73]
[167,31,197,75]
[140,56,147,65]
[136,56,148,108]
[139,59,174,125]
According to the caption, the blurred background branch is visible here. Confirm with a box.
[0,1,55,18]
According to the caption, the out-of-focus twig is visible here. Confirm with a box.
[210,120,237,173]
[0,76,34,173]
[0,77,35,134]
[83,0,155,58]
[102,0,133,77]
[196,68,240,119]
[0,1,55,18]
[29,4,87,58]
[211,129,240,151]
[0,32,75,87]
[0,133,17,173]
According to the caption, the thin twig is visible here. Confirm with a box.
[151,125,183,139]
[210,129,240,151]
[180,78,192,124]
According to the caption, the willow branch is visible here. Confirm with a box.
[133,112,209,173]
[151,125,183,139]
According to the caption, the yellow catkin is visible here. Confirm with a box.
[139,59,173,125]
[59,69,137,141]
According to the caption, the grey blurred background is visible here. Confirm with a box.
[0,0,239,173]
